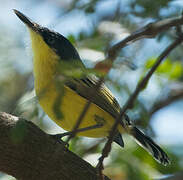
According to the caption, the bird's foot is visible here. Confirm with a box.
[52,133,70,148]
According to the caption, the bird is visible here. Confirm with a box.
[14,9,170,166]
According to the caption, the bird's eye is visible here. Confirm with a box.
[47,37,55,44]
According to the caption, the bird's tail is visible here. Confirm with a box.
[130,126,170,166]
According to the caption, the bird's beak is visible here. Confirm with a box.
[14,9,40,32]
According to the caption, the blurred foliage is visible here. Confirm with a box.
[145,58,183,80]
[131,0,171,18]
[0,0,183,180]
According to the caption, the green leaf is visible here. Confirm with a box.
[145,58,183,80]
[67,34,76,44]
[169,61,183,80]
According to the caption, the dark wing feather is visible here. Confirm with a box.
[65,75,120,119]
[65,76,124,147]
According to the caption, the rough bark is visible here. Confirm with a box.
[0,112,110,180]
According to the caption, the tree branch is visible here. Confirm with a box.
[70,14,183,142]
[0,112,110,180]
[55,14,183,180]
[107,14,183,60]
[97,36,183,178]
[150,85,183,115]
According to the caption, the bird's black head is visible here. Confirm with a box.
[39,27,81,61]
[14,9,81,61]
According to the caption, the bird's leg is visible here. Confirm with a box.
[54,123,103,139]
[53,115,105,144]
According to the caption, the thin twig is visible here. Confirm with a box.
[150,88,183,115]
[66,78,104,143]
[107,14,183,60]
[66,15,183,147]
[95,14,183,74]
[97,36,183,179]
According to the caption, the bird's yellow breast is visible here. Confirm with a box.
[30,29,123,137]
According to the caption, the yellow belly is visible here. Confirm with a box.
[30,31,123,138]
[31,38,123,137]
[36,85,123,138]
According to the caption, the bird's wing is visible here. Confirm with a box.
[65,75,125,148]
[65,75,120,118]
